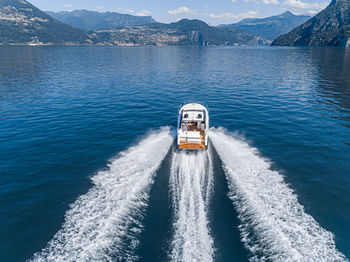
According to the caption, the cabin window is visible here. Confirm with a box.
[184,114,189,118]
[197,114,202,119]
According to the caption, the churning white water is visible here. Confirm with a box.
[31,127,173,262]
[210,128,347,262]
[169,149,214,262]
[30,125,347,262]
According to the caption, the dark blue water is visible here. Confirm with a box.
[0,46,349,261]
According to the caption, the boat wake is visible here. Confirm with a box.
[169,149,214,262]
[31,127,174,262]
[29,124,347,262]
[210,128,347,261]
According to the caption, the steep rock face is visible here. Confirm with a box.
[272,0,350,47]
[0,0,95,45]
[46,10,156,31]
[221,11,311,41]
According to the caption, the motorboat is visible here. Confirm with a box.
[177,103,209,150]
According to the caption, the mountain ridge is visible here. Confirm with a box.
[0,0,96,45]
[0,0,269,46]
[95,18,269,46]
[220,11,311,41]
[272,0,350,46]
[0,0,290,46]
[46,9,156,31]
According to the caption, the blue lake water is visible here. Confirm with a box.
[0,46,349,261]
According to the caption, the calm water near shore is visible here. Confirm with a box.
[0,46,349,261]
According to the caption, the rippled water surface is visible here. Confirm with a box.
[0,46,349,261]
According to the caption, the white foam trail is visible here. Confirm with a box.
[210,128,348,262]
[31,127,174,262]
[169,150,214,262]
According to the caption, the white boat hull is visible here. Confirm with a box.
[177,103,209,150]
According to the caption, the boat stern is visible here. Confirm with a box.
[177,131,207,150]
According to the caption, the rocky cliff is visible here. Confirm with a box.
[272,0,350,47]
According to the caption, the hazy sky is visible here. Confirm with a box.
[30,0,329,25]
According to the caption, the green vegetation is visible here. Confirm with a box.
[272,0,350,47]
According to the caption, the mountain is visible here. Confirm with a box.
[0,0,97,45]
[46,10,156,31]
[220,11,311,41]
[0,0,269,46]
[272,0,350,47]
[96,19,270,46]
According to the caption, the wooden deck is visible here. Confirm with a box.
[178,142,206,150]
[200,131,205,140]
[178,125,206,150]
